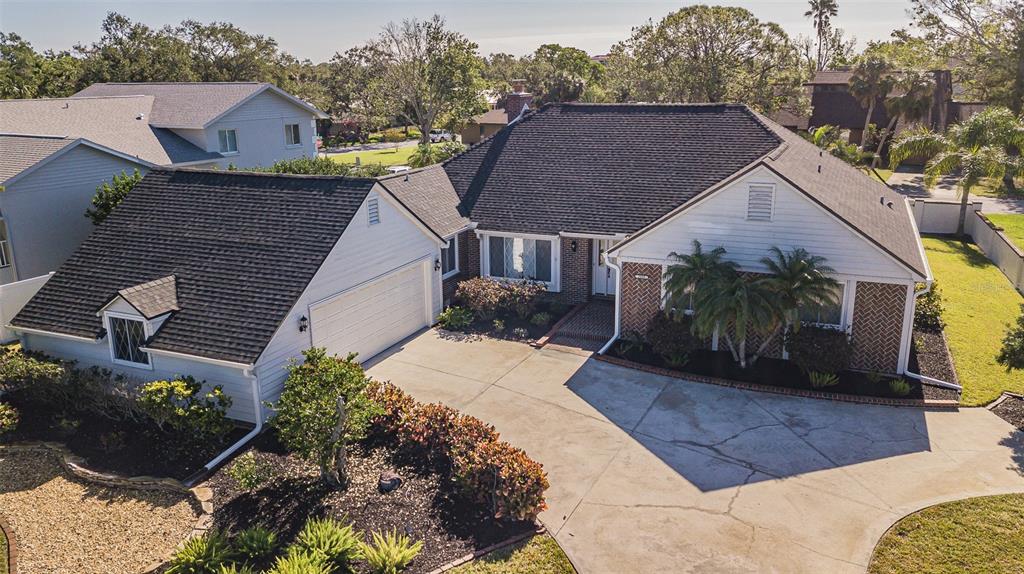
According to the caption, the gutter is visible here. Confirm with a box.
[185,367,264,487]
[597,255,623,355]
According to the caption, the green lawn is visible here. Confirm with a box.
[450,535,575,574]
[329,145,421,167]
[970,176,1024,199]
[923,237,1024,405]
[861,167,894,184]
[985,214,1024,251]
[869,494,1024,574]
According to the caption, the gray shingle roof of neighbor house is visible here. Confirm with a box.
[74,82,329,127]
[0,96,222,165]
[806,70,855,85]
[442,102,928,279]
[0,134,76,183]
[12,169,378,364]
[377,165,470,238]
[469,108,510,126]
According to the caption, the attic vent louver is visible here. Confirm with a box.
[746,184,775,221]
[367,197,381,225]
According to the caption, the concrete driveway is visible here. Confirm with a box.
[366,330,1024,574]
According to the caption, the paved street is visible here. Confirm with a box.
[367,330,1024,574]
[888,167,1024,214]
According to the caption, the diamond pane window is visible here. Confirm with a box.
[488,236,554,283]
[109,316,149,365]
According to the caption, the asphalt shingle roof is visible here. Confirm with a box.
[377,165,469,238]
[12,169,377,364]
[73,82,269,128]
[116,275,179,320]
[0,96,220,165]
[0,134,75,183]
[442,103,782,235]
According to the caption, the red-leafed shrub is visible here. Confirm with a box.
[504,281,546,319]
[455,278,507,320]
[366,381,547,520]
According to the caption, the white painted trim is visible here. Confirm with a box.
[372,183,447,245]
[597,256,623,355]
[896,282,916,374]
[217,128,239,155]
[559,231,629,240]
[140,346,255,370]
[478,232,561,292]
[104,310,154,370]
[2,138,155,187]
[441,235,459,279]
[7,324,100,343]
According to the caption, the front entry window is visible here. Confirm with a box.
[488,236,552,282]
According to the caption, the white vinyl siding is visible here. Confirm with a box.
[746,183,775,221]
[198,90,320,169]
[616,166,915,281]
[218,129,238,154]
[285,123,301,146]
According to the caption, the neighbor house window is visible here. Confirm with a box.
[441,236,458,278]
[218,129,238,154]
[367,197,381,225]
[108,315,150,367]
[799,283,846,327]
[487,236,553,283]
[0,240,10,269]
[285,124,301,146]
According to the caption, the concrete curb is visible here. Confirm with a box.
[594,354,961,409]
[0,515,16,574]
[987,391,1024,410]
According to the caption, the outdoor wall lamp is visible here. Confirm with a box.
[434,258,442,271]
[570,240,578,252]
[298,315,309,332]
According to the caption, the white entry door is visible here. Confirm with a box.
[310,260,430,363]
[593,239,617,295]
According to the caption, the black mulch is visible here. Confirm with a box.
[0,390,248,480]
[993,395,1024,430]
[206,431,535,574]
[609,344,957,401]
[908,329,962,402]
[445,300,572,342]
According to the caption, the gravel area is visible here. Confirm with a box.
[0,449,199,574]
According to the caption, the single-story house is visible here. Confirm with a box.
[10,169,446,423]
[460,80,533,145]
[395,103,933,375]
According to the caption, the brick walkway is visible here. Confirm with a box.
[547,299,615,353]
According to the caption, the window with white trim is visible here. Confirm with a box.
[746,183,775,221]
[108,315,150,366]
[798,283,846,328]
[218,129,238,154]
[441,236,458,278]
[487,236,553,283]
[285,123,301,146]
[367,197,381,225]
[0,240,10,269]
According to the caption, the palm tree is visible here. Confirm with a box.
[953,106,1024,193]
[805,0,839,70]
[663,240,737,314]
[691,270,781,369]
[890,109,1023,236]
[870,70,935,170]
[761,247,841,334]
[848,54,895,152]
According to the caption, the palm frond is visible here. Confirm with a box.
[889,128,950,170]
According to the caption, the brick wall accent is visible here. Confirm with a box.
[620,262,663,334]
[550,238,592,305]
[441,232,473,307]
[465,232,481,277]
[850,281,908,373]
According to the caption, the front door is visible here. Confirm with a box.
[593,239,617,296]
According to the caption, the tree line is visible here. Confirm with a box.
[2,1,1022,139]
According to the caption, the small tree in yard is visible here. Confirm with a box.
[86,169,143,225]
[270,347,379,488]
[998,304,1024,371]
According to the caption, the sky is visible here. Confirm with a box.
[1,0,918,61]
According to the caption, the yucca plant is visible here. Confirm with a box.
[166,531,234,574]
[232,526,278,563]
[265,547,331,574]
[808,371,839,389]
[889,378,912,397]
[294,516,362,569]
[218,564,256,574]
[359,529,424,574]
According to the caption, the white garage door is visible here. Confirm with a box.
[310,260,430,362]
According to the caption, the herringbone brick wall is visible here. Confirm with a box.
[850,281,907,373]
[620,262,663,334]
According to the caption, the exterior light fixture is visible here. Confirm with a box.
[570,240,578,252]
[434,258,442,271]
[298,315,309,332]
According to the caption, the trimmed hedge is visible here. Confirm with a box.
[785,325,853,375]
[367,381,548,521]
[454,278,547,321]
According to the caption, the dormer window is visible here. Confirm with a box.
[746,184,775,221]
[107,313,150,367]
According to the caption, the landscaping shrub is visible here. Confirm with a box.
[785,326,853,374]
[217,564,256,574]
[294,517,362,569]
[226,452,273,491]
[455,278,507,320]
[232,526,277,563]
[365,380,415,438]
[270,348,380,487]
[359,529,424,574]
[492,319,506,333]
[646,313,700,366]
[137,376,233,444]
[402,402,460,457]
[437,306,474,331]
[505,281,546,319]
[889,378,912,396]
[452,439,550,521]
[166,530,233,574]
[997,304,1024,372]
[530,312,552,326]
[617,331,647,360]
[808,372,839,389]
[0,348,66,395]
[0,402,18,436]
[914,281,945,331]
[266,547,330,574]
[511,327,529,339]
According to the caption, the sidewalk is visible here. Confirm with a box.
[888,167,1024,214]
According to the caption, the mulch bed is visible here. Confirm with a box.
[993,395,1024,430]
[909,329,959,385]
[205,431,535,574]
[0,391,248,480]
[608,344,948,401]
[458,301,572,342]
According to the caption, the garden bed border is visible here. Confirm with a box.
[0,515,16,574]
[0,442,214,573]
[594,354,960,408]
[532,303,586,348]
[428,523,546,573]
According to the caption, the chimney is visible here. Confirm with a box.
[505,79,532,123]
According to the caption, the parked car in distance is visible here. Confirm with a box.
[387,165,411,174]
[429,129,453,142]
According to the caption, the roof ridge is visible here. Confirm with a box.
[1,95,153,103]
[0,132,70,140]
[95,81,268,86]
[157,167,380,184]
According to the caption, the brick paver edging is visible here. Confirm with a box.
[0,515,16,574]
[533,303,587,348]
[594,355,961,409]
[0,442,214,573]
[428,523,547,573]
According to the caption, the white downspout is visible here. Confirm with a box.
[597,255,623,355]
[187,367,264,485]
[903,279,962,391]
